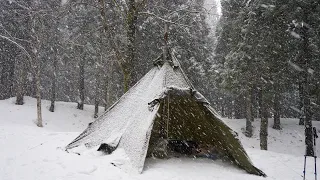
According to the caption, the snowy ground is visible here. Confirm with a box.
[0,97,319,180]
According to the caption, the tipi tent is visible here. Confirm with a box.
[66,51,266,177]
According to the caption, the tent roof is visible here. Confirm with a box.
[66,52,266,177]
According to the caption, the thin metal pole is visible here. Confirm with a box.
[304,155,307,180]
[315,156,317,180]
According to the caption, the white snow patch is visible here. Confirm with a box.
[0,97,318,180]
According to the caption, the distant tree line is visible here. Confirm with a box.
[0,0,216,125]
[214,0,320,150]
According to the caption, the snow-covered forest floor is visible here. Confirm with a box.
[1,97,319,180]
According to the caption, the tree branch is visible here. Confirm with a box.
[0,34,32,61]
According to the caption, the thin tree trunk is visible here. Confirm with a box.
[257,89,262,118]
[77,56,85,110]
[221,97,225,117]
[245,87,253,137]
[252,85,259,119]
[97,0,111,111]
[94,93,99,118]
[260,90,268,150]
[0,58,14,99]
[104,56,113,111]
[49,57,57,112]
[273,91,281,130]
[124,0,137,91]
[251,87,256,121]
[35,60,42,127]
[315,94,320,121]
[298,80,304,125]
[104,75,109,111]
[15,58,25,105]
[234,95,242,119]
[94,62,100,118]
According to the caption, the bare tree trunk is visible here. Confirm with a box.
[104,57,113,111]
[245,87,253,137]
[15,58,26,105]
[94,62,100,118]
[94,90,99,118]
[260,90,268,150]
[221,97,225,117]
[49,57,57,112]
[252,85,259,119]
[124,0,137,92]
[234,95,242,119]
[97,0,111,111]
[251,87,256,121]
[35,60,43,127]
[77,56,85,110]
[257,89,262,118]
[273,90,281,130]
[298,80,304,125]
[104,79,109,111]
[0,56,15,100]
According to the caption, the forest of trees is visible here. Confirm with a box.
[214,0,320,150]
[1,0,320,151]
[0,0,216,125]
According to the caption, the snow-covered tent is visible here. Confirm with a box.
[66,51,266,177]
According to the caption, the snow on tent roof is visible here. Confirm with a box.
[66,51,266,177]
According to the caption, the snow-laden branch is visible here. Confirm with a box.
[0,34,32,61]
[0,24,31,44]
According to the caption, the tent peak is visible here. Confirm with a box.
[153,49,179,69]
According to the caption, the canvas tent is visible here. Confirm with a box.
[66,51,266,177]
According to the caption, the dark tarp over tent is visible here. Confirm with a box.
[66,51,266,177]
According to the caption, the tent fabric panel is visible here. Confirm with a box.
[147,93,265,176]
[117,104,160,173]
[66,67,160,149]
[162,63,190,89]
[203,105,266,176]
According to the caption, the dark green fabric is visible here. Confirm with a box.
[147,94,266,176]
